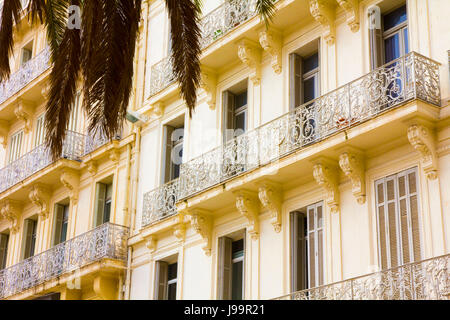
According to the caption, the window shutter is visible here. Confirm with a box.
[0,234,9,269]
[53,204,65,245]
[407,170,421,262]
[23,220,36,259]
[9,131,23,163]
[218,236,233,300]
[368,6,383,69]
[289,53,302,110]
[222,91,235,143]
[94,183,107,227]
[291,211,308,291]
[162,125,175,184]
[154,261,169,300]
[34,115,45,147]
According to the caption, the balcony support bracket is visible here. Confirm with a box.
[29,184,52,219]
[309,0,336,45]
[259,29,282,74]
[14,99,35,133]
[200,68,217,110]
[312,157,340,214]
[338,148,366,204]
[185,209,213,256]
[0,199,22,233]
[234,189,260,240]
[145,235,157,256]
[336,0,360,32]
[407,123,438,180]
[237,39,262,86]
[173,214,187,242]
[94,275,118,300]
[257,180,282,233]
[0,120,10,148]
[60,169,80,204]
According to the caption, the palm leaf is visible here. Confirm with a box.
[256,0,276,27]
[0,0,23,81]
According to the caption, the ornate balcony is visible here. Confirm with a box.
[0,47,50,106]
[141,52,441,227]
[0,222,129,299]
[0,130,85,194]
[273,254,450,300]
[83,129,121,156]
[142,178,180,227]
[148,0,257,97]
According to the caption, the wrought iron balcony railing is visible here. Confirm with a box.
[83,129,121,156]
[142,178,180,227]
[0,130,84,194]
[273,254,449,300]
[149,0,257,97]
[0,47,50,105]
[141,52,441,227]
[0,223,129,299]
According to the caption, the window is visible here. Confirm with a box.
[0,232,9,269]
[94,180,113,227]
[34,114,46,147]
[53,203,70,245]
[290,201,324,291]
[23,218,37,260]
[67,92,81,132]
[223,85,248,143]
[162,124,184,183]
[375,167,421,270]
[382,5,409,64]
[154,259,178,300]
[20,41,33,66]
[9,130,23,163]
[217,235,245,300]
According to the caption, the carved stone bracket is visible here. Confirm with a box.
[149,102,165,119]
[407,124,438,180]
[145,235,157,255]
[173,214,186,242]
[29,184,51,219]
[237,39,262,86]
[60,169,80,204]
[312,158,340,214]
[0,119,9,148]
[86,160,97,176]
[186,209,212,256]
[41,84,50,99]
[14,99,35,133]
[109,149,120,163]
[309,0,336,45]
[337,0,360,32]
[200,68,217,110]
[338,148,365,204]
[0,200,22,233]
[257,180,282,233]
[258,29,282,74]
[234,190,260,240]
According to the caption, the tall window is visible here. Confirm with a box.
[53,203,70,245]
[162,124,184,183]
[9,130,23,163]
[289,50,320,110]
[223,84,248,143]
[375,167,421,270]
[20,41,33,66]
[218,235,245,300]
[0,232,9,269]
[154,260,178,300]
[94,180,113,227]
[23,218,37,260]
[382,5,409,64]
[290,201,324,291]
[34,114,46,147]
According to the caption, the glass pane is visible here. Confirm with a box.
[398,176,406,197]
[377,183,384,204]
[400,198,410,264]
[317,204,323,228]
[234,111,246,134]
[60,222,68,243]
[309,232,315,288]
[384,33,401,63]
[303,53,319,74]
[410,195,421,262]
[168,263,177,280]
[168,283,177,300]
[408,171,416,193]
[404,28,409,53]
[308,208,315,231]
[103,201,111,223]
[383,5,407,31]
[387,179,395,201]
[303,76,317,103]
[378,206,388,270]
[318,229,323,286]
[232,261,243,300]
[235,91,247,109]
[388,202,398,268]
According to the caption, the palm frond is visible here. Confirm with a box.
[43,0,70,62]
[44,0,81,160]
[26,0,46,24]
[165,0,202,116]
[256,0,276,27]
[0,0,23,81]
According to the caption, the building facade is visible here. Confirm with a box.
[0,0,449,300]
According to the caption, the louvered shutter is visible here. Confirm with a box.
[154,261,169,300]
[222,91,235,143]
[34,114,45,147]
[218,236,233,300]
[289,53,302,110]
[94,183,107,227]
[0,234,9,269]
[368,6,383,69]
[53,204,65,245]
[23,219,37,259]
[162,125,174,184]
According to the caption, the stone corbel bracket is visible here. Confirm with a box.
[200,67,217,110]
[41,84,50,99]
[233,189,260,240]
[185,209,213,256]
[86,160,98,176]
[149,102,165,119]
[29,184,52,219]
[173,214,187,242]
[0,199,22,233]
[60,169,80,204]
[0,119,10,148]
[14,99,35,133]
[237,39,262,86]
[258,28,283,74]
[312,158,340,214]
[109,149,120,163]
[257,180,282,233]
[145,235,157,256]
[309,0,336,45]
[407,124,438,180]
[338,148,366,204]
[336,0,360,32]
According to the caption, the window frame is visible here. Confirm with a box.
[381,5,409,64]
